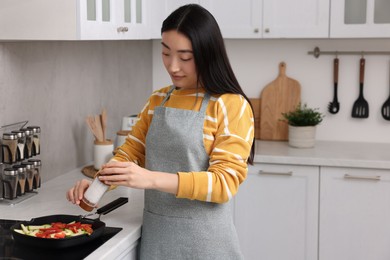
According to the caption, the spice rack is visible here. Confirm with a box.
[0,121,41,206]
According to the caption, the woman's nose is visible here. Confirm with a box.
[168,57,180,73]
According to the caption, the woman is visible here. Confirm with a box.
[67,4,254,259]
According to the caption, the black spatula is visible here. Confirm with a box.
[351,58,369,118]
[381,62,390,120]
[328,58,340,114]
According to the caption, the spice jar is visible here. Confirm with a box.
[2,168,19,200]
[13,165,27,196]
[79,174,109,212]
[21,161,35,192]
[2,132,18,164]
[11,130,26,161]
[20,128,33,159]
[27,126,41,156]
[28,159,41,189]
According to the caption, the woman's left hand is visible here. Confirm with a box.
[99,161,154,189]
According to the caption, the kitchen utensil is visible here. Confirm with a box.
[86,116,103,142]
[11,197,128,249]
[351,58,369,118]
[94,115,104,142]
[381,63,390,120]
[260,62,301,140]
[328,58,340,114]
[101,108,107,141]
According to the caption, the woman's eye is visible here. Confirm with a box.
[162,52,170,57]
[181,57,192,61]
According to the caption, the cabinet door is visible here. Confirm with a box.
[79,0,150,40]
[79,0,117,39]
[150,0,200,39]
[118,0,150,39]
[234,164,319,260]
[330,0,390,38]
[263,0,330,38]
[201,0,262,38]
[320,167,390,260]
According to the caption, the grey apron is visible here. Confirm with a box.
[141,86,243,260]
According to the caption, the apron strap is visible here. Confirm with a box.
[160,85,176,106]
[199,92,210,114]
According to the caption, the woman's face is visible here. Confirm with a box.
[161,30,198,89]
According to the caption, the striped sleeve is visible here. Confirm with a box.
[176,94,254,203]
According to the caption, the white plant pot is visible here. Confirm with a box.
[288,125,316,148]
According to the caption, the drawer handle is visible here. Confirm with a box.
[344,174,381,181]
[258,170,293,176]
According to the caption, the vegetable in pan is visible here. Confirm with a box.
[13,221,93,239]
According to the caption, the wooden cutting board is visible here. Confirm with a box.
[249,98,261,139]
[260,62,301,141]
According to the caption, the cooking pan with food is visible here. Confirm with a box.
[11,197,128,249]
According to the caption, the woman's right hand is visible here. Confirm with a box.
[66,179,92,205]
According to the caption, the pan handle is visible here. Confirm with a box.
[96,197,128,216]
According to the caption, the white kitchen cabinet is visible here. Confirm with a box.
[0,0,149,40]
[234,163,319,260]
[151,0,329,39]
[262,0,330,38]
[150,0,260,39]
[330,0,390,38]
[150,0,199,39]
[319,167,390,260]
[201,0,262,38]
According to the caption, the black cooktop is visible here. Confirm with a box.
[0,219,122,260]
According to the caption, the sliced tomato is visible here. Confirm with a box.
[54,232,66,239]
[80,224,93,235]
[66,222,81,229]
[52,222,66,229]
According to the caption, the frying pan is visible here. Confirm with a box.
[10,197,128,249]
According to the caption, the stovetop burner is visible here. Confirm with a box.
[0,219,122,260]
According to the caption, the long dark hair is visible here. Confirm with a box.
[162,4,255,164]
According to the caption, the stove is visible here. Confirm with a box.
[0,219,122,260]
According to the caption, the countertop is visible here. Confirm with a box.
[254,140,390,169]
[2,140,390,259]
[0,167,144,260]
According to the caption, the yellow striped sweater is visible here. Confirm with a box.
[113,86,254,203]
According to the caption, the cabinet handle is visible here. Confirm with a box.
[264,28,270,33]
[254,28,259,33]
[117,27,128,33]
[344,174,381,181]
[258,170,293,176]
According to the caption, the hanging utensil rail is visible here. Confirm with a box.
[308,47,390,58]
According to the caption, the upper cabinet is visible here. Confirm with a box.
[201,0,262,39]
[81,0,149,40]
[150,0,199,39]
[151,0,260,39]
[151,0,329,39]
[2,0,390,40]
[0,0,149,40]
[262,0,329,38]
[330,0,390,38]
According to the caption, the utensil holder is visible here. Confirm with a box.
[93,140,114,170]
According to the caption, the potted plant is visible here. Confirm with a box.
[281,103,325,148]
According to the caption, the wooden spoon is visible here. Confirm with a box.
[86,116,99,141]
[100,108,107,141]
[94,115,104,142]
